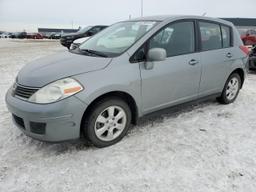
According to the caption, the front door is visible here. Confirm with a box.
[140,21,202,113]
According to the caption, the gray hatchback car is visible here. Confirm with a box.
[6,15,248,147]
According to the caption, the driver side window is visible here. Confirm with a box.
[149,21,195,57]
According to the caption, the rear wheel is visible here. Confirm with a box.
[217,73,241,104]
[83,97,131,148]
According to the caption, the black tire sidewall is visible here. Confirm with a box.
[220,73,241,104]
[83,97,131,148]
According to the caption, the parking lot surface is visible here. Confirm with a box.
[0,39,256,192]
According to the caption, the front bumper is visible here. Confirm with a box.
[60,39,73,48]
[70,43,80,50]
[5,88,88,142]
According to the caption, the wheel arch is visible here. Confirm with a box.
[230,68,245,88]
[80,91,139,136]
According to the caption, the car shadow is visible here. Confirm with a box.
[248,70,256,74]
[29,96,219,154]
[134,97,217,129]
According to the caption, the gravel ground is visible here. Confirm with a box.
[0,39,256,192]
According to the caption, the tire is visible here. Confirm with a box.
[83,97,131,148]
[217,73,241,104]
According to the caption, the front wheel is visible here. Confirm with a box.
[83,97,131,148]
[217,73,241,104]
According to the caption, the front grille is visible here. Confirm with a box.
[13,84,39,99]
[13,115,25,129]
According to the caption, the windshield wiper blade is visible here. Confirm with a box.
[80,49,108,58]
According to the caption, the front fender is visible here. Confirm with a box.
[73,59,142,116]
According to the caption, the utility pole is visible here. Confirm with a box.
[141,0,144,17]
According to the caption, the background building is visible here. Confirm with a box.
[38,27,80,36]
[221,18,256,34]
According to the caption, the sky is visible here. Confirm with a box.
[0,0,255,32]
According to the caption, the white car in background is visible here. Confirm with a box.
[70,36,90,50]
[0,32,11,38]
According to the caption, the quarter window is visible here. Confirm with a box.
[221,25,231,48]
[148,21,195,57]
[199,22,222,51]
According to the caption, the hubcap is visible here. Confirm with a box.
[94,106,127,142]
[226,77,239,101]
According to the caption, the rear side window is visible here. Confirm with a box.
[149,21,195,57]
[221,25,231,48]
[199,22,222,51]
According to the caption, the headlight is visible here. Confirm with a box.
[28,78,83,104]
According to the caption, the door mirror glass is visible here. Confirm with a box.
[147,48,167,62]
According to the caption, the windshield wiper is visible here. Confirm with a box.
[80,49,108,58]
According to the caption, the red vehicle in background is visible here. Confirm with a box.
[26,33,43,39]
[241,29,256,45]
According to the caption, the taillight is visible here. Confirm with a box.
[239,45,250,56]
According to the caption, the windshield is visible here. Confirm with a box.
[79,26,92,33]
[79,21,158,57]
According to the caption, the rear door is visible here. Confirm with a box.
[198,21,232,96]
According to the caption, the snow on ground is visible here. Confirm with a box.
[0,39,256,192]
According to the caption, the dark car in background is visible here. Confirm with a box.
[44,33,55,39]
[60,25,108,49]
[11,32,27,39]
[249,45,256,70]
[26,33,43,39]
[49,33,62,39]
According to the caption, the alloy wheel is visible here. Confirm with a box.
[226,77,239,101]
[94,106,127,141]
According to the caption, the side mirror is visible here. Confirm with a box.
[147,48,167,62]
[144,48,167,70]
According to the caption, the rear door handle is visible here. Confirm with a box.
[226,53,233,58]
[189,59,199,66]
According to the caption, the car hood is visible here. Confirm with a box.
[17,51,112,87]
[62,32,86,38]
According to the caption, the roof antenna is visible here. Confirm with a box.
[141,0,144,17]
[202,12,207,16]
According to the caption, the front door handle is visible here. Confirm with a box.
[189,59,199,66]
[226,52,233,58]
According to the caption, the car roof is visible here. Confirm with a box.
[129,15,233,26]
[129,15,179,21]
[92,25,108,27]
